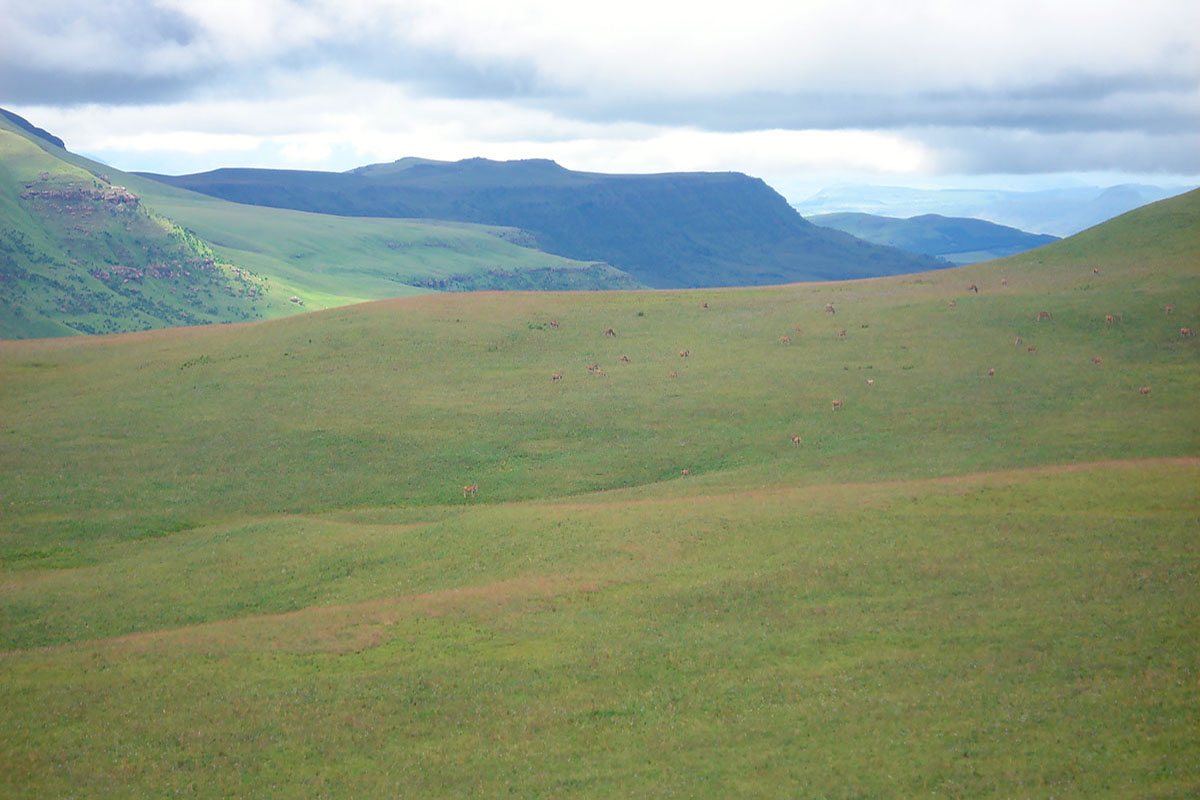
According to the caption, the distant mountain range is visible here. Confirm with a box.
[0,110,633,339]
[794,184,1195,237]
[808,213,1059,265]
[141,158,943,289]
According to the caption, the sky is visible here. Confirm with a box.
[2,0,1198,202]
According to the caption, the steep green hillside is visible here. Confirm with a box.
[0,119,270,337]
[1,190,1197,796]
[811,211,1059,264]
[143,158,945,288]
[0,112,638,339]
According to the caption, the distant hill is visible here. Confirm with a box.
[794,184,1194,237]
[0,111,637,339]
[809,212,1059,265]
[141,158,944,289]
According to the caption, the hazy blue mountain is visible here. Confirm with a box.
[793,184,1194,237]
[141,158,944,289]
[809,212,1059,265]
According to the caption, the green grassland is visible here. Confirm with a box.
[0,115,636,339]
[1,191,1198,796]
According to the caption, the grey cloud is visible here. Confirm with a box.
[0,65,213,105]
[916,128,1200,175]
[538,71,1199,137]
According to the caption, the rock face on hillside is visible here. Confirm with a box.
[143,158,945,288]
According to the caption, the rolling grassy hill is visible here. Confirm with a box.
[0,190,1197,796]
[0,111,636,339]
[810,211,1060,264]
[142,157,945,289]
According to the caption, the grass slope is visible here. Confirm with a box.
[811,211,1060,264]
[142,158,946,288]
[0,120,269,338]
[0,190,1198,796]
[0,112,637,339]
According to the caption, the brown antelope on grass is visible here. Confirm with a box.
[1104,314,1116,324]
[549,320,560,328]
[825,303,835,314]
[668,371,678,378]
[1182,327,1195,338]
[1014,336,1023,345]
[837,329,847,337]
[551,372,563,382]
[679,349,690,358]
[866,378,874,386]
[1037,311,1052,321]
[681,468,691,476]
[780,335,791,345]
[1164,305,1174,314]
[1001,277,1008,286]
[619,355,631,362]
[987,368,995,376]
[462,484,478,498]
[604,328,616,337]
[1091,356,1103,365]
[791,435,802,446]
[1027,345,1037,353]
[831,399,843,411]
[968,284,978,293]
[1139,386,1151,395]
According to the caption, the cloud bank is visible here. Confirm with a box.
[3,0,1197,193]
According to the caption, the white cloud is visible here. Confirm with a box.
[4,0,1197,190]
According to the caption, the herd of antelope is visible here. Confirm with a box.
[462,277,1191,499]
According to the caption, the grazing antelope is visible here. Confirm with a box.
[1014,336,1023,346]
[866,378,875,386]
[794,325,804,332]
[791,435,802,446]
[837,329,847,337]
[1091,356,1102,365]
[702,302,709,309]
[462,484,478,498]
[549,320,560,328]
[594,368,607,377]
[1001,277,1008,286]
[668,371,678,378]
[1027,345,1037,353]
[1104,314,1116,324]
[825,303,835,314]
[551,372,563,382]
[987,368,996,376]
[1037,311,1052,321]
[679,349,690,358]
[603,328,616,337]
[619,355,631,362]
[681,468,691,477]
[1165,304,1174,314]
[1182,327,1195,338]
[968,284,978,293]
[831,399,843,411]
[780,335,791,345]
[587,363,600,373]
[1139,386,1151,395]
[948,300,957,308]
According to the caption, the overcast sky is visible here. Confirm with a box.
[2,0,1197,200]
